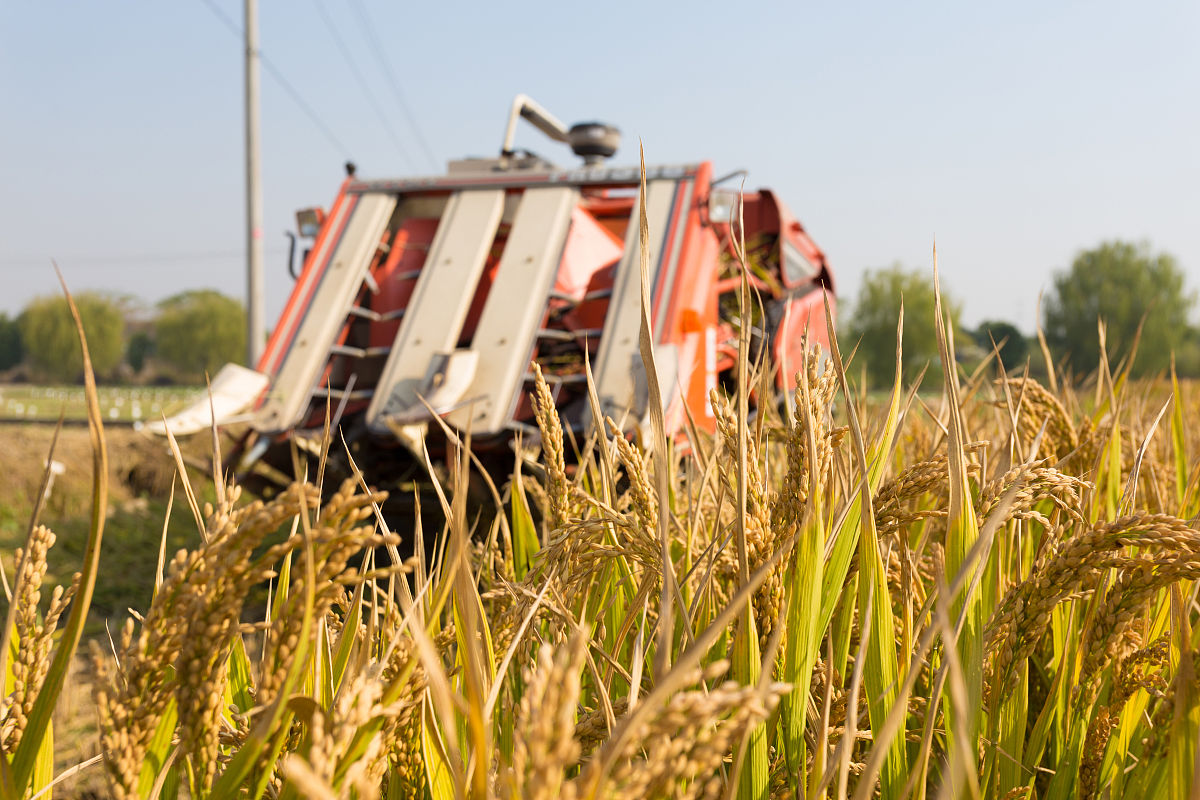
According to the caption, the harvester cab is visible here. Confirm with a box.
[153,95,836,501]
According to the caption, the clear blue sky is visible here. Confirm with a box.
[2,1,1197,331]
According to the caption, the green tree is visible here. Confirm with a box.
[1173,326,1200,378]
[973,319,1029,372]
[154,290,245,380]
[0,313,23,371]
[1043,241,1192,377]
[18,293,125,382]
[845,265,963,387]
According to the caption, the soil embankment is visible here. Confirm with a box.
[0,423,192,526]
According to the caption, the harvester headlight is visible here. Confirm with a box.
[295,207,325,238]
[708,190,739,224]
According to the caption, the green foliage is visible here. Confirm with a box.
[1043,240,1193,377]
[126,329,154,373]
[1172,327,1200,378]
[17,293,124,382]
[974,319,1029,372]
[0,314,23,371]
[845,264,963,387]
[154,290,246,380]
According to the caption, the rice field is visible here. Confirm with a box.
[3,201,1199,799]
[8,345,1199,799]
[0,385,196,424]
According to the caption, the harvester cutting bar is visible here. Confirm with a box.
[346,306,406,322]
[535,327,603,343]
[328,344,392,358]
[312,387,375,401]
[548,288,613,304]
[525,371,588,386]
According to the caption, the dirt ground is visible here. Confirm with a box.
[0,422,206,527]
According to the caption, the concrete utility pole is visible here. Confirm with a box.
[245,0,265,366]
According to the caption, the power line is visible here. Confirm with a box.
[194,0,355,160]
[346,0,439,171]
[0,248,288,269]
[311,0,416,170]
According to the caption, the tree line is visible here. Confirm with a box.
[0,289,246,384]
[845,240,1195,386]
[0,239,1190,387]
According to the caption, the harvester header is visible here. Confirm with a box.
[153,94,836,501]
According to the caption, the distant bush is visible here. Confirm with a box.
[125,329,154,374]
[973,319,1029,372]
[0,312,23,371]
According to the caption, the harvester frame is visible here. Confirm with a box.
[156,95,837,505]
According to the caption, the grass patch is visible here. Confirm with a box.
[0,497,206,636]
[0,385,197,423]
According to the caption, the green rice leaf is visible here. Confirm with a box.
[1167,588,1199,800]
[139,695,178,799]
[932,253,984,790]
[780,513,825,788]
[822,290,908,799]
[733,611,769,800]
[423,698,456,800]
[330,582,364,690]
[831,575,857,680]
[818,296,904,655]
[1044,707,1088,800]
[855,495,907,799]
[1100,596,1172,794]
[227,636,255,714]
[272,551,293,621]
[992,661,1028,796]
[1171,363,1187,506]
[12,277,108,791]
[510,463,539,582]
[31,717,52,800]
[0,754,17,799]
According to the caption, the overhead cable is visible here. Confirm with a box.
[194,0,355,159]
[346,0,439,170]
[312,0,416,170]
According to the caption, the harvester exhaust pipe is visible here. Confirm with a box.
[500,93,621,167]
[501,94,569,155]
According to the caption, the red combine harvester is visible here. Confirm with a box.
[156,95,836,501]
